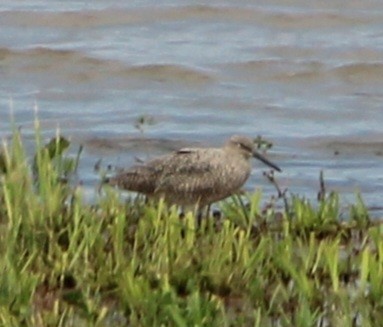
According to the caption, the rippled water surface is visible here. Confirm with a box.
[1,1,383,213]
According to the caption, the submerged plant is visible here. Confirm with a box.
[134,115,156,134]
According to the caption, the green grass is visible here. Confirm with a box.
[1,125,383,327]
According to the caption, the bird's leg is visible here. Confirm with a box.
[196,212,202,228]
[195,204,211,228]
[212,209,223,232]
[204,205,211,219]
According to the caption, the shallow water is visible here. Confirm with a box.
[1,1,383,214]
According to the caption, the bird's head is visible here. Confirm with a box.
[227,135,281,172]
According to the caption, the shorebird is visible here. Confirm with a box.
[106,135,281,208]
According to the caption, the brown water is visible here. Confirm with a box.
[1,1,383,214]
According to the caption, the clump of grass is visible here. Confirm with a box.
[1,123,383,326]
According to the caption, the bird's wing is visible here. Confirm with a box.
[107,149,204,194]
[154,149,223,195]
[108,164,158,194]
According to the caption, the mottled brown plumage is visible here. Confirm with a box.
[107,135,281,207]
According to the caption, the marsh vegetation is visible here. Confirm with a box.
[1,123,382,327]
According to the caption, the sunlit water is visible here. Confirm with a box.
[1,1,383,215]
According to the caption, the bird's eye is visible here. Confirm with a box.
[238,142,252,152]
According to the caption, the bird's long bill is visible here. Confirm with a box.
[252,150,281,172]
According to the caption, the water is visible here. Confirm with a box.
[1,1,383,214]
